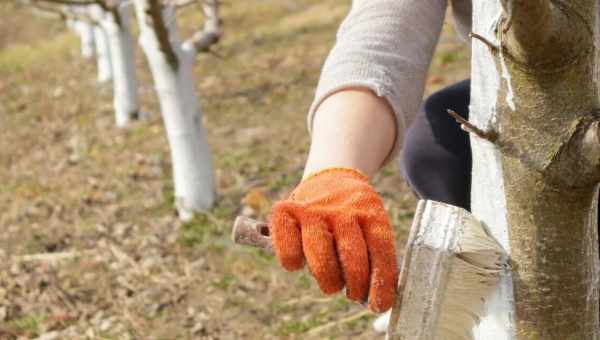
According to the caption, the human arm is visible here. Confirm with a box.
[302,88,396,179]
[271,0,449,313]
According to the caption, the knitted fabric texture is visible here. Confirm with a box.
[308,0,471,164]
[271,168,398,313]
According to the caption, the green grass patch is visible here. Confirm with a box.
[0,33,76,74]
[4,314,47,337]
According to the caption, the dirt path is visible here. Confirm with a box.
[0,2,468,339]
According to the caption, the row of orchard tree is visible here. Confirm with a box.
[25,0,221,220]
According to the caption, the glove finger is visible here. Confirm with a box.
[331,216,370,303]
[271,202,304,271]
[361,216,398,313]
[301,218,344,295]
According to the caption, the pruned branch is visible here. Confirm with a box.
[446,109,498,143]
[182,0,220,53]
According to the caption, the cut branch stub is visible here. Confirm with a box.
[231,216,273,253]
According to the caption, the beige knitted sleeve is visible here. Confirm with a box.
[307,0,448,162]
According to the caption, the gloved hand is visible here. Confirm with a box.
[270,167,398,312]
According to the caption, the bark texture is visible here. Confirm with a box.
[472,0,600,339]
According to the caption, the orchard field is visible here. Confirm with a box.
[0,1,468,339]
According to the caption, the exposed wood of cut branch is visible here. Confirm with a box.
[183,0,220,53]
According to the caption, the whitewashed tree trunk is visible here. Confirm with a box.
[470,2,515,338]
[469,1,600,339]
[92,17,113,83]
[133,0,215,219]
[100,4,140,127]
[75,20,96,59]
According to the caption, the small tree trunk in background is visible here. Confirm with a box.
[470,0,600,339]
[74,20,96,59]
[91,5,113,83]
[100,3,140,127]
[133,0,216,219]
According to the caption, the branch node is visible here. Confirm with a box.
[469,32,500,54]
[446,109,498,143]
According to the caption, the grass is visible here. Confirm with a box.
[4,314,47,337]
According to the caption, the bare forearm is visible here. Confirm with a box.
[303,88,397,179]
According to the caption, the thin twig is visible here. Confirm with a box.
[32,0,98,6]
[18,251,82,262]
[447,109,498,143]
[469,32,499,54]
[173,0,196,10]
[306,310,370,336]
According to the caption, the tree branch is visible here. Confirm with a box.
[32,0,98,6]
[501,0,595,67]
[182,0,220,54]
[26,0,99,23]
[145,0,179,70]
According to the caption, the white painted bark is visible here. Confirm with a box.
[470,2,516,339]
[100,4,140,127]
[133,0,216,219]
[75,20,96,59]
[91,14,113,83]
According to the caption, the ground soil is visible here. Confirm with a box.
[0,1,469,339]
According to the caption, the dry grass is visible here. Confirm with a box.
[0,1,469,339]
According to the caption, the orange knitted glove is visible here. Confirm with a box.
[270,168,398,312]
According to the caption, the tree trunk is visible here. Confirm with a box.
[91,9,112,83]
[133,0,216,220]
[100,3,140,127]
[74,20,96,59]
[471,1,600,339]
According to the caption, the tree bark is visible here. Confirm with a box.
[74,19,96,58]
[133,0,216,219]
[471,0,600,339]
[100,3,140,127]
[90,7,112,83]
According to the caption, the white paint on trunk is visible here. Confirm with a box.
[133,1,216,218]
[100,4,140,127]
[92,15,113,83]
[75,20,96,59]
[499,50,515,111]
[470,1,516,339]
